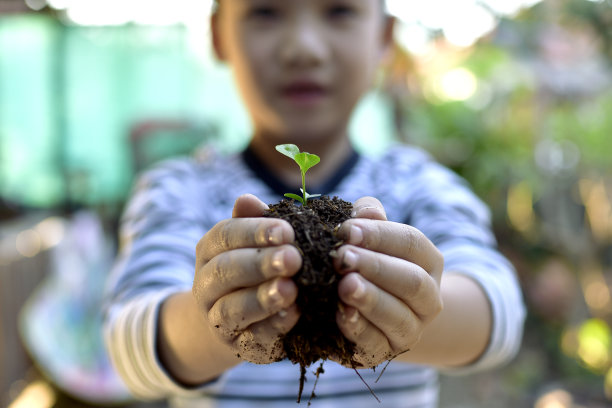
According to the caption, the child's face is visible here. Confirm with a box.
[212,0,392,145]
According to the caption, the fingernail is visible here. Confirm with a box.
[268,281,283,307]
[267,227,283,245]
[352,206,377,218]
[271,249,285,273]
[348,225,363,245]
[278,309,288,318]
[341,250,358,271]
[352,277,366,300]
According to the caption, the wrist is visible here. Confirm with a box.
[394,274,492,368]
[157,291,241,386]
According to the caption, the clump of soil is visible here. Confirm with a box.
[264,196,358,401]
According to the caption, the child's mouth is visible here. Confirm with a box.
[281,82,327,105]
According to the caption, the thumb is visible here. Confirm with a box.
[351,196,387,221]
[232,194,269,218]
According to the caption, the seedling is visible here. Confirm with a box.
[275,144,321,205]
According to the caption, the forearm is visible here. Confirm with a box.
[157,291,242,386]
[396,273,492,368]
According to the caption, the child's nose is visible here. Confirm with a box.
[279,19,329,68]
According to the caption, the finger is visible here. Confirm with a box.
[335,304,392,368]
[338,273,422,352]
[351,196,387,221]
[232,194,269,218]
[337,219,443,284]
[196,217,295,267]
[334,245,441,319]
[232,304,300,364]
[194,245,302,310]
[208,277,298,335]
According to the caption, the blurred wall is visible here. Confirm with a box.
[0,14,394,211]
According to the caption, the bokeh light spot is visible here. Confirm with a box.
[438,68,478,101]
[534,388,573,408]
[35,217,65,249]
[577,318,611,372]
[8,380,56,408]
[15,229,42,258]
[507,181,535,232]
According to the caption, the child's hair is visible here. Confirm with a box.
[212,0,388,14]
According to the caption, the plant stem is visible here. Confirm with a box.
[301,170,307,204]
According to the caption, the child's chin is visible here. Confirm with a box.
[281,120,347,141]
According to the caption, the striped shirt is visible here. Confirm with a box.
[103,144,525,408]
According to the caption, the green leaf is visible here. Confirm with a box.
[275,144,300,160]
[284,193,304,204]
[276,144,320,205]
[294,152,320,173]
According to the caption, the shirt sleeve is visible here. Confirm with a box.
[384,147,526,374]
[102,160,225,400]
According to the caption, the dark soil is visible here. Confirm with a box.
[263,196,358,402]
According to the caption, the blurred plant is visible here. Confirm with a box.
[564,0,612,61]
[381,0,612,403]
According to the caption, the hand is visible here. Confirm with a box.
[192,194,302,364]
[333,197,444,368]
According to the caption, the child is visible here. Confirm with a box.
[103,0,525,407]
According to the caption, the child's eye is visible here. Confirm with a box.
[327,4,357,19]
[248,6,280,20]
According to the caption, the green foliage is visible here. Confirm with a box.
[275,144,321,205]
[388,7,612,398]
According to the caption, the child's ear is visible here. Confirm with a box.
[380,15,396,60]
[210,12,226,62]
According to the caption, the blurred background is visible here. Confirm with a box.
[1,0,611,407]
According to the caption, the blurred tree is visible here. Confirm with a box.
[380,0,612,404]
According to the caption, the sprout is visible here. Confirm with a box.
[275,144,321,205]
